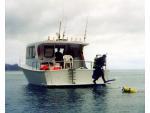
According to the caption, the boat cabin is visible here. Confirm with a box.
[26,40,88,70]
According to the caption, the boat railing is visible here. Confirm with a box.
[29,60,94,70]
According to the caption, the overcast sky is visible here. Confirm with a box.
[5,0,144,69]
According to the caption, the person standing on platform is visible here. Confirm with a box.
[92,54,107,84]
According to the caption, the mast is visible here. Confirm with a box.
[62,29,65,39]
[84,17,88,41]
[58,21,62,40]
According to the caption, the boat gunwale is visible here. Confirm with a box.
[20,65,94,72]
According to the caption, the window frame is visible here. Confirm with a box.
[26,46,36,59]
[43,45,54,58]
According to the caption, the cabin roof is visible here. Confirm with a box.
[27,40,89,47]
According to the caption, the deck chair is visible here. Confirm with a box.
[63,55,73,69]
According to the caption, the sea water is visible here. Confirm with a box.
[6,70,145,113]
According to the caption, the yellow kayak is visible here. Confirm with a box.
[122,86,137,93]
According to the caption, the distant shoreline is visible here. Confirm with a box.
[5,64,20,71]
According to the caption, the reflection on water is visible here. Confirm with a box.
[22,84,108,113]
[6,70,145,113]
[23,85,105,113]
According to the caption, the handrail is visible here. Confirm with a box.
[26,60,94,70]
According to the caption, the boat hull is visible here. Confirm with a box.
[21,67,108,87]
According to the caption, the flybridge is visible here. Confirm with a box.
[26,38,89,47]
[47,35,87,42]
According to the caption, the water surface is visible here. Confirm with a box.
[6,70,145,113]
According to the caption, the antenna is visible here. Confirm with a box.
[57,6,67,40]
[62,6,67,39]
[62,22,67,39]
[57,8,65,40]
[84,17,88,41]
[58,21,62,40]
[63,29,65,39]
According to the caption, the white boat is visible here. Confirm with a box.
[20,37,109,87]
[20,22,110,87]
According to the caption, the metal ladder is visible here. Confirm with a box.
[68,68,76,84]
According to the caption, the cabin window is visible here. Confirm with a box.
[32,47,35,58]
[66,45,82,58]
[44,45,54,58]
[26,48,29,59]
[73,47,80,57]
[26,46,35,59]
